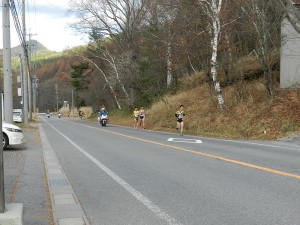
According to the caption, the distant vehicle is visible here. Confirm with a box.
[2,122,24,149]
[13,109,22,123]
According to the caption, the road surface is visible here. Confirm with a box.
[40,116,300,225]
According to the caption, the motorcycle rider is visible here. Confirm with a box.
[99,107,108,124]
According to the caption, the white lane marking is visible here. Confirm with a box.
[167,138,202,144]
[43,119,182,225]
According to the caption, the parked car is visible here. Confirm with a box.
[2,122,24,149]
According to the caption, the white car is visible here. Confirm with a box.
[2,122,24,149]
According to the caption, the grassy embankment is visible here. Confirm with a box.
[107,56,300,140]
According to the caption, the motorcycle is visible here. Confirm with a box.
[99,114,108,127]
[47,113,51,118]
[58,113,61,118]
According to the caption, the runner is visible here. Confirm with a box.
[79,110,83,120]
[175,105,185,136]
[139,106,146,129]
[133,107,140,128]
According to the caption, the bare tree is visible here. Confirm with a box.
[89,41,132,106]
[144,0,183,88]
[240,0,282,96]
[69,47,122,109]
[199,0,226,111]
[83,56,122,109]
[276,0,300,33]
[69,0,146,52]
[68,0,149,107]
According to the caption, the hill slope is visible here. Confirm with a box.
[109,66,300,141]
[10,40,49,56]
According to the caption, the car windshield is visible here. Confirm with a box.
[13,112,21,116]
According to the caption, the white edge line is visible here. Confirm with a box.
[43,119,182,225]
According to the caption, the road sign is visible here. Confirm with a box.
[18,88,22,97]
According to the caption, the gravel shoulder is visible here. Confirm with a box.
[4,122,53,225]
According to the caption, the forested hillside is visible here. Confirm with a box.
[7,0,300,139]
[63,0,298,110]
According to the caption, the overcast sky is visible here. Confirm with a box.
[0,0,87,52]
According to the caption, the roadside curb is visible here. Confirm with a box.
[39,124,90,225]
[0,203,23,225]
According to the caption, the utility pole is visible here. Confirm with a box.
[55,84,58,112]
[22,0,29,124]
[28,76,32,119]
[0,95,3,213]
[19,54,24,119]
[28,33,35,119]
[32,76,38,114]
[3,0,13,124]
[28,33,37,116]
[72,89,74,115]
[1,0,11,213]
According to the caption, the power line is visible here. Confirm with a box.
[9,1,26,51]
[9,0,31,70]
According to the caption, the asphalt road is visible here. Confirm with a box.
[40,116,300,225]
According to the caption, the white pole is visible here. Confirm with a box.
[1,0,10,212]
[22,0,29,124]
[3,0,13,123]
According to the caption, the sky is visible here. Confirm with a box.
[0,0,88,52]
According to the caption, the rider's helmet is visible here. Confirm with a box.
[101,107,105,111]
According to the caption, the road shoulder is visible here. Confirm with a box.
[4,122,53,224]
[39,123,90,225]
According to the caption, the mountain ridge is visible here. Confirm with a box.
[0,40,50,57]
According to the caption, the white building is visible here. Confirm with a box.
[280,0,300,88]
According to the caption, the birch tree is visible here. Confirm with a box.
[82,56,122,109]
[89,41,132,106]
[199,0,226,111]
[144,0,180,88]
[163,1,179,88]
[69,47,122,109]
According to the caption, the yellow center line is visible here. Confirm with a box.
[64,119,300,180]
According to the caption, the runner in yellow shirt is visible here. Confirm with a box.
[133,107,140,128]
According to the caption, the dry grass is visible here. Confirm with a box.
[79,107,93,117]
[59,107,71,116]
[109,77,300,140]
[59,106,93,118]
